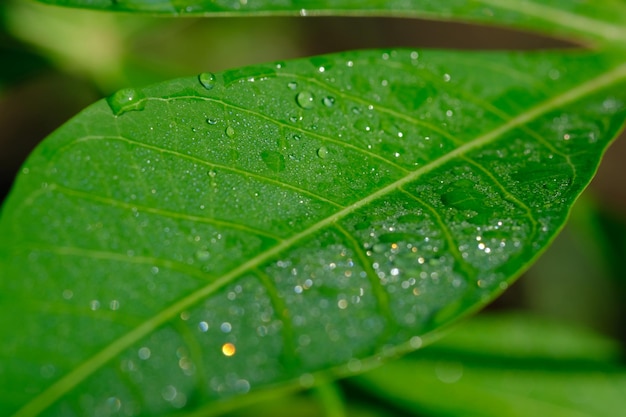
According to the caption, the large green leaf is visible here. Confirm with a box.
[353,313,626,417]
[35,0,626,47]
[1,48,625,416]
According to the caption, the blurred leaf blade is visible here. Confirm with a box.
[1,49,626,416]
[33,0,626,47]
[352,313,626,417]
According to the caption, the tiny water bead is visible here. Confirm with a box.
[107,88,146,116]
[296,91,315,109]
[322,96,335,107]
[198,72,217,90]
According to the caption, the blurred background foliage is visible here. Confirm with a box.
[1,1,625,415]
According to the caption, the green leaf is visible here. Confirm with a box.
[352,313,626,417]
[1,49,625,416]
[34,0,626,47]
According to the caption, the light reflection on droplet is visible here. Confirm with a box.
[222,343,236,356]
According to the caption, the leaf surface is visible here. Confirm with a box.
[1,49,626,416]
[353,313,626,417]
[34,0,626,47]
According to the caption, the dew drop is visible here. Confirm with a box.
[198,72,217,90]
[225,126,236,137]
[435,361,463,384]
[198,321,209,332]
[222,343,236,356]
[107,88,146,116]
[296,91,315,109]
[354,118,372,132]
[261,150,286,172]
[206,118,218,125]
[162,385,177,401]
[234,379,251,393]
[317,146,329,159]
[322,96,335,107]
[138,347,151,360]
[287,81,298,90]
[195,250,210,261]
[409,336,423,349]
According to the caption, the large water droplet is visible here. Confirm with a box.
[296,91,315,109]
[198,72,216,90]
[107,88,146,116]
[317,146,329,159]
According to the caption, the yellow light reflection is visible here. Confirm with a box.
[222,343,236,356]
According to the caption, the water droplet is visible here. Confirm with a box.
[322,96,335,107]
[234,379,251,393]
[138,347,151,360]
[317,146,329,159]
[198,72,216,90]
[347,358,362,372]
[162,385,177,401]
[435,361,463,384]
[208,169,217,178]
[443,73,451,82]
[198,321,209,332]
[220,322,232,333]
[296,91,315,109]
[261,150,286,172]
[222,342,236,356]
[107,88,146,116]
[195,250,210,261]
[207,118,217,125]
[409,336,423,349]
[354,118,372,132]
[225,126,235,137]
[287,81,298,90]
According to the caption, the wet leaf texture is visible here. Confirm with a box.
[1,49,626,416]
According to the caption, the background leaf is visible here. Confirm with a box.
[34,0,626,47]
[1,48,626,416]
[352,313,626,417]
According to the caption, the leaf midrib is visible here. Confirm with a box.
[14,62,626,417]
